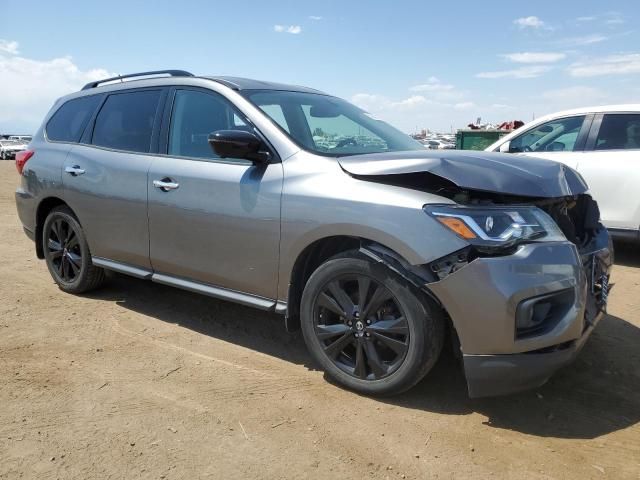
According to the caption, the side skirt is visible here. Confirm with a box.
[91,256,277,311]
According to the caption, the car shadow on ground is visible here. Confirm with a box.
[612,240,640,267]
[86,271,640,440]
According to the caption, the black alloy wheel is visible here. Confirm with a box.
[47,217,82,283]
[301,252,444,396]
[43,206,105,293]
[313,274,409,380]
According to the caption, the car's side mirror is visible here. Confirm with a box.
[208,130,271,164]
[499,140,511,153]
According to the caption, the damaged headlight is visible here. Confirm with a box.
[424,204,565,250]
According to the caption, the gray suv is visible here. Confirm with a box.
[15,70,612,397]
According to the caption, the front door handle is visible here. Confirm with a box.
[153,178,180,192]
[65,165,85,176]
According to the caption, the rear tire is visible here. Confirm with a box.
[42,206,105,294]
[300,251,444,396]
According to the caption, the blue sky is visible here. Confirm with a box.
[1,0,639,133]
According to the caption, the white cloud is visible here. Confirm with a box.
[490,103,513,110]
[308,16,323,21]
[0,49,112,132]
[567,53,640,77]
[475,65,552,79]
[391,95,429,110]
[513,16,545,29]
[408,77,464,102]
[557,34,608,46]
[540,86,608,108]
[605,12,625,25]
[501,52,566,64]
[274,25,302,34]
[576,16,596,22]
[409,82,454,92]
[453,102,475,110]
[351,93,430,112]
[0,39,19,55]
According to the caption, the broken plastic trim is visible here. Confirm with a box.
[358,243,443,306]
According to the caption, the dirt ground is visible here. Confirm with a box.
[0,161,638,480]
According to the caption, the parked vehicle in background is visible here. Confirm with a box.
[15,70,611,398]
[9,135,32,144]
[0,140,25,160]
[486,105,640,241]
[420,139,455,150]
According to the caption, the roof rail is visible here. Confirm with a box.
[81,69,194,90]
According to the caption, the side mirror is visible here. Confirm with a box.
[208,130,271,164]
[499,140,511,153]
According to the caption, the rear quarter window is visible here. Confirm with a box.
[46,95,102,142]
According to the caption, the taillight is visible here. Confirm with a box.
[16,150,34,175]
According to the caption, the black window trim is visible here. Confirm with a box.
[584,113,603,151]
[574,114,594,152]
[83,86,168,155]
[157,85,280,165]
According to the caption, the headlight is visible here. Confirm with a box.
[424,204,565,249]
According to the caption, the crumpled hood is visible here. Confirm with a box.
[338,150,588,198]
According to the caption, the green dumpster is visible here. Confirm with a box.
[456,129,509,151]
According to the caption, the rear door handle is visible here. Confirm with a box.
[153,178,180,192]
[65,165,85,176]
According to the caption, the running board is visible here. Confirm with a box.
[92,257,152,279]
[91,257,278,311]
[152,273,276,310]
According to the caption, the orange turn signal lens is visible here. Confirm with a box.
[436,217,477,239]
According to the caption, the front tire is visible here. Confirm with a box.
[300,252,444,396]
[42,206,105,294]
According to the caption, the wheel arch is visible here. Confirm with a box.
[35,197,72,258]
[283,235,440,332]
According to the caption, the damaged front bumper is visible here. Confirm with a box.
[427,228,612,398]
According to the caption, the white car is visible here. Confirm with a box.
[424,139,455,150]
[486,104,640,241]
[0,140,26,160]
[8,135,32,144]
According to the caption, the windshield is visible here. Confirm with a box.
[242,90,423,156]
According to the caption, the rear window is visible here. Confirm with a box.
[46,95,101,142]
[91,90,161,153]
[595,114,640,150]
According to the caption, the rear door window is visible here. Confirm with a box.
[46,95,102,142]
[91,90,161,153]
[594,114,640,150]
[509,116,586,153]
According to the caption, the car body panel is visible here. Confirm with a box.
[276,150,468,300]
[15,130,68,234]
[576,149,640,229]
[338,149,588,198]
[62,145,154,268]
[147,156,284,299]
[428,241,586,355]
